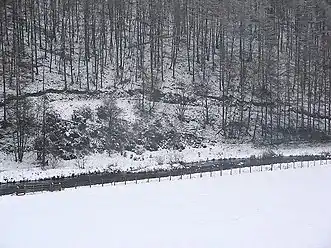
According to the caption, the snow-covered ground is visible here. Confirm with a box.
[1,165,331,248]
[1,142,331,183]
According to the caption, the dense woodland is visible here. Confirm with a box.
[1,0,331,164]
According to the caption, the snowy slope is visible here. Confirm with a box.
[1,166,331,248]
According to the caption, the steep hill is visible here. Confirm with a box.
[0,0,331,166]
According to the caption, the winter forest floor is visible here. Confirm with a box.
[1,165,330,248]
[1,0,331,184]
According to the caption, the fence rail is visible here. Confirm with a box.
[0,155,329,196]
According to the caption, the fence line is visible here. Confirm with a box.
[1,158,329,196]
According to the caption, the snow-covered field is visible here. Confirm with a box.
[1,142,331,183]
[1,165,331,248]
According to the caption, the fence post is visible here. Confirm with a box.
[200,172,202,178]
[135,178,137,184]
[249,166,251,173]
[230,168,232,175]
[159,176,161,182]
[220,169,222,176]
[190,172,192,179]
[102,179,104,187]
[301,161,303,168]
[180,174,183,180]
[59,182,62,191]
[170,175,172,181]
[147,178,149,183]
[210,171,212,177]
[75,182,77,189]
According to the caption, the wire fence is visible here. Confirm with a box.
[0,155,329,196]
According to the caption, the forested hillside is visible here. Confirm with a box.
[1,0,331,164]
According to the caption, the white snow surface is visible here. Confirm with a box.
[1,142,331,182]
[0,165,331,248]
